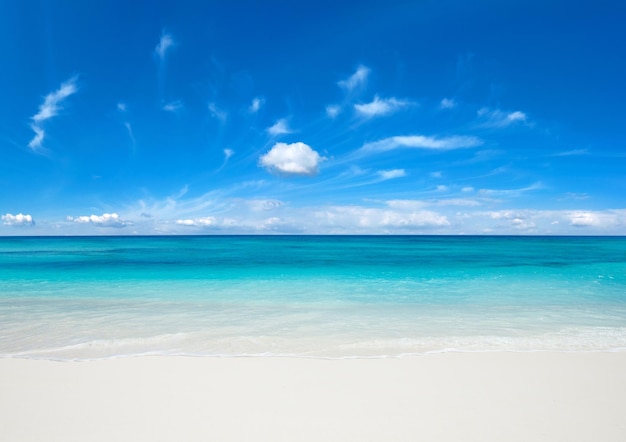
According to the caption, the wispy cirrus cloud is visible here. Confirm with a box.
[117,102,135,145]
[338,65,370,91]
[124,122,136,145]
[439,98,457,109]
[354,96,412,118]
[477,107,528,128]
[377,169,406,180]
[249,97,264,113]
[162,100,183,113]
[325,104,341,119]
[208,102,227,122]
[478,182,543,198]
[551,148,588,157]
[155,32,175,61]
[28,76,78,150]
[266,118,291,136]
[359,134,483,154]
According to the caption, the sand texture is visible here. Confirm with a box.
[2,353,626,441]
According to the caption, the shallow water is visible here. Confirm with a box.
[1,236,625,359]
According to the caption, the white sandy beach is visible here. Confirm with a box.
[2,353,626,441]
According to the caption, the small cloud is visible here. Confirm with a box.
[338,65,370,91]
[436,185,448,192]
[360,135,483,154]
[354,95,411,118]
[124,122,135,144]
[551,149,588,157]
[479,182,542,197]
[259,142,325,176]
[266,118,291,136]
[246,199,284,211]
[28,76,78,150]
[163,100,183,113]
[439,98,456,109]
[326,105,341,118]
[69,213,128,228]
[561,192,590,200]
[249,97,264,113]
[224,148,234,160]
[430,171,443,178]
[176,217,216,226]
[155,32,175,61]
[208,102,227,122]
[462,186,475,193]
[32,77,78,123]
[117,102,127,112]
[477,107,528,128]
[2,213,35,226]
[28,125,45,150]
[377,169,406,180]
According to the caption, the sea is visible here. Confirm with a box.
[1,235,625,360]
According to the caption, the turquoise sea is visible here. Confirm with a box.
[1,236,625,360]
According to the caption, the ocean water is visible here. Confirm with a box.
[1,235,625,360]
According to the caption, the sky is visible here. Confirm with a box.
[1,0,625,235]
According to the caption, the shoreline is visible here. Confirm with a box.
[3,352,626,441]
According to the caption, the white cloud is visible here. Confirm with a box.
[155,32,175,60]
[28,124,45,150]
[462,186,475,193]
[385,200,427,210]
[28,76,78,150]
[69,213,128,228]
[439,98,456,109]
[266,118,291,136]
[377,169,406,180]
[176,217,216,226]
[360,135,483,154]
[478,182,542,197]
[245,199,284,211]
[163,100,183,112]
[314,206,450,232]
[338,65,370,91]
[511,218,536,230]
[568,211,608,227]
[224,148,234,160]
[387,199,481,209]
[436,185,448,192]
[117,102,127,112]
[32,77,78,123]
[208,102,227,122]
[477,108,528,128]
[124,122,136,144]
[354,96,411,118]
[325,104,341,118]
[2,213,35,226]
[259,142,325,176]
[475,209,626,234]
[551,149,588,157]
[249,97,264,113]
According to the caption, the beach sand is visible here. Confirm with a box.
[2,353,626,441]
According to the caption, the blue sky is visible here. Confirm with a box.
[1,0,625,235]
